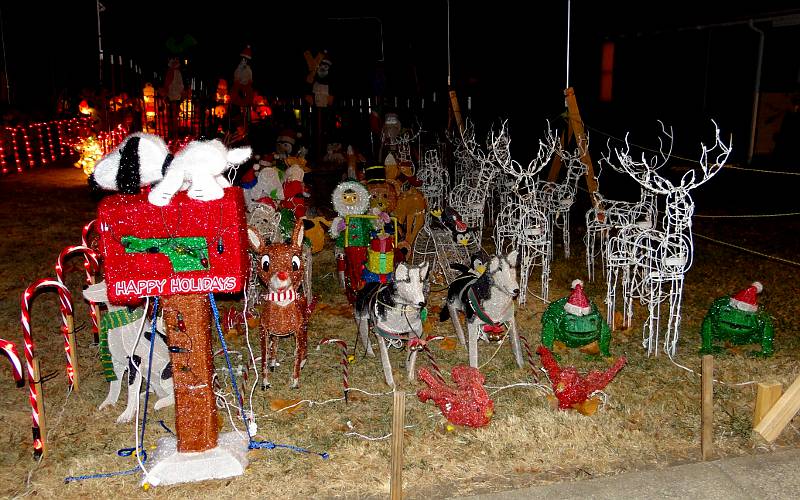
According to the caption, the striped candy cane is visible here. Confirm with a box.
[319,338,349,403]
[517,334,540,383]
[61,239,102,344]
[21,278,73,458]
[55,246,100,391]
[0,339,24,387]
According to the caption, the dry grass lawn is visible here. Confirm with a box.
[0,163,798,499]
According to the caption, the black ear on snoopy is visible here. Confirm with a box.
[89,133,169,194]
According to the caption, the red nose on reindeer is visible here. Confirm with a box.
[277,271,289,281]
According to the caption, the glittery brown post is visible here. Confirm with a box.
[163,294,218,452]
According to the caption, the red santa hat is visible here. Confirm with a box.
[277,129,297,145]
[729,282,763,313]
[240,45,253,60]
[564,279,591,316]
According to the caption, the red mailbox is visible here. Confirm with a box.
[97,187,249,304]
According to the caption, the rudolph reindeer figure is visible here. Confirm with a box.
[492,121,558,304]
[440,251,523,369]
[82,281,174,423]
[248,219,309,388]
[605,121,731,356]
[354,262,430,388]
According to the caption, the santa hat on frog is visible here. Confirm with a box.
[564,279,591,316]
[729,282,763,313]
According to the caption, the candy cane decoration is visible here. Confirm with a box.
[409,335,446,383]
[1,339,24,387]
[55,245,100,390]
[319,338,349,403]
[517,334,540,382]
[81,224,104,345]
[21,278,73,458]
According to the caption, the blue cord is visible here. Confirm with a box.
[65,297,160,483]
[208,293,328,460]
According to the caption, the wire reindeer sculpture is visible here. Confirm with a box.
[448,121,500,240]
[536,139,589,260]
[491,120,559,305]
[604,121,732,356]
[584,161,660,283]
[412,146,474,285]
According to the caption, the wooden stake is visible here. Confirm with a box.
[390,390,406,500]
[32,357,46,457]
[753,381,783,428]
[448,90,464,135]
[701,355,714,460]
[754,374,800,443]
[66,314,78,392]
[546,87,600,209]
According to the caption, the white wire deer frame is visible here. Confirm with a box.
[448,121,501,239]
[605,121,732,356]
[536,138,589,260]
[584,159,660,282]
[491,120,559,304]
[411,145,472,285]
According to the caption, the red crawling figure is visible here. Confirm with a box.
[417,365,494,428]
[536,345,626,411]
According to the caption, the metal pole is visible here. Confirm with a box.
[747,21,764,165]
[97,1,104,87]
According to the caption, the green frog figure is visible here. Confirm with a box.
[700,282,774,357]
[541,280,612,356]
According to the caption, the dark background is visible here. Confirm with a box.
[2,1,799,163]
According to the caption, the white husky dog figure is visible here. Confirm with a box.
[354,262,430,387]
[440,251,523,368]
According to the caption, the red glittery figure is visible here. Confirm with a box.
[417,365,494,428]
[536,345,626,410]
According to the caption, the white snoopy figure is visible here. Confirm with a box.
[148,139,251,206]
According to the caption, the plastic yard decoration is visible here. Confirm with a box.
[537,345,626,413]
[541,280,612,356]
[248,220,310,389]
[417,365,494,428]
[604,121,731,356]
[354,262,431,388]
[700,282,774,357]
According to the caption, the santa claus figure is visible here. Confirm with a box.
[231,46,254,107]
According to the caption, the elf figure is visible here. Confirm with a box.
[280,164,310,218]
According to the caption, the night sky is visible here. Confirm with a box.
[2,1,799,161]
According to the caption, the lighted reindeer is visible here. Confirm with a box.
[492,121,558,304]
[584,173,659,282]
[448,121,501,239]
[248,219,310,388]
[537,140,589,260]
[605,121,731,356]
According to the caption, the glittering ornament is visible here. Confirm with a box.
[417,365,494,428]
[541,279,612,357]
[537,345,626,411]
[699,282,774,356]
